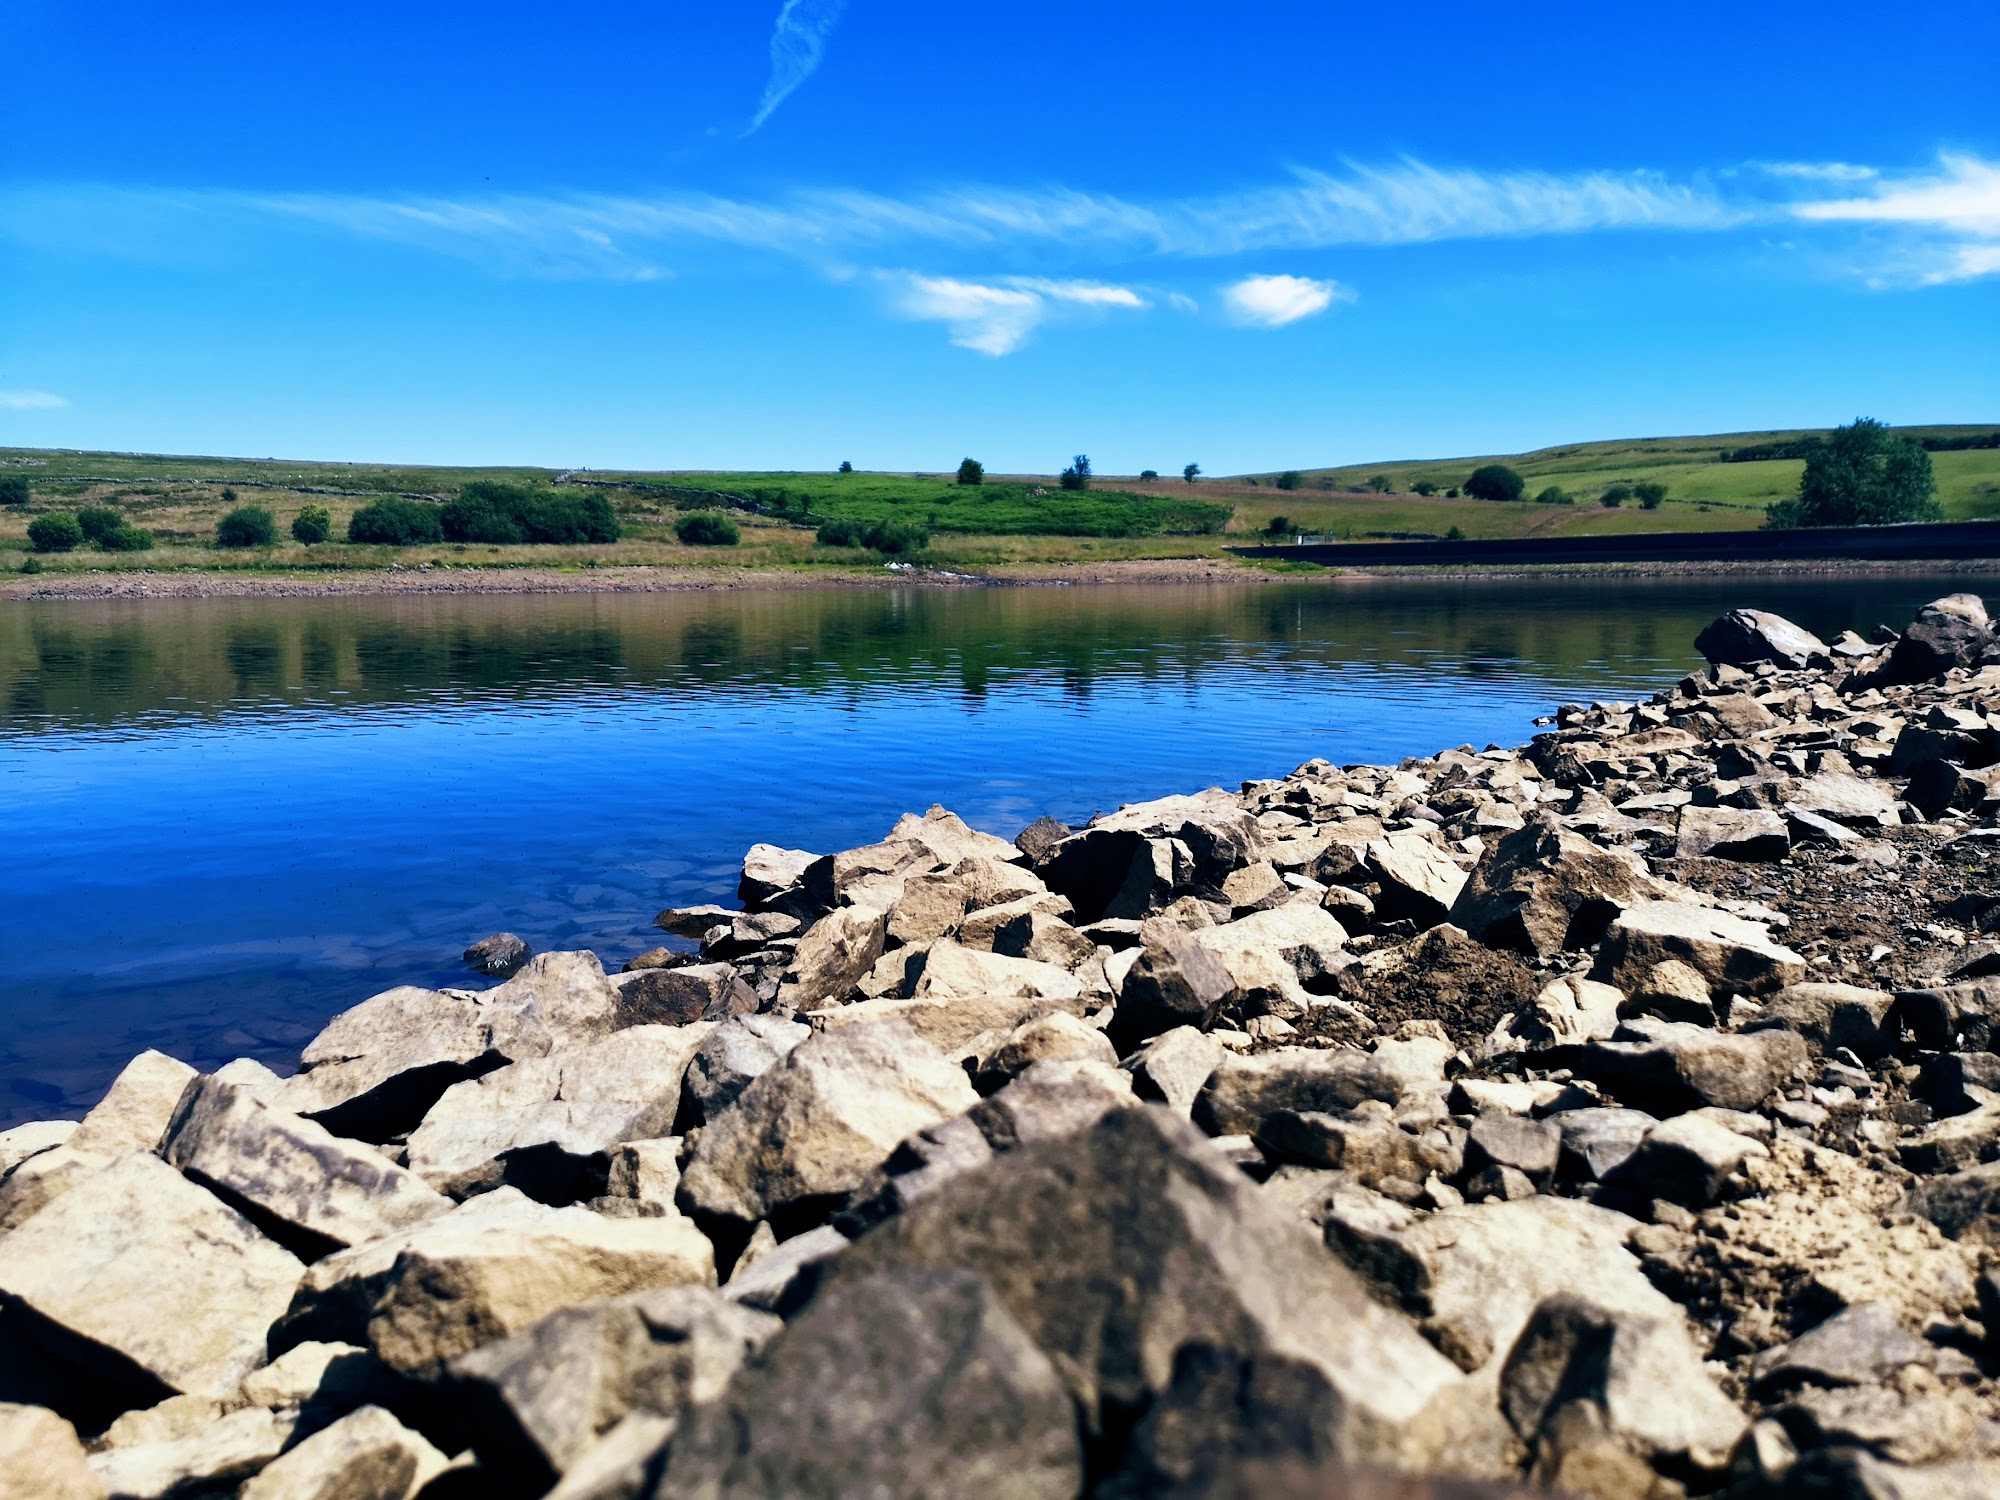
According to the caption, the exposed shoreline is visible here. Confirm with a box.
[6,552,1998,602]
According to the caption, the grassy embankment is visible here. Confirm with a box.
[2,426,1997,579]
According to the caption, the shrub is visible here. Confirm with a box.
[1535,485,1572,506]
[675,512,741,546]
[216,505,278,547]
[816,518,864,547]
[1444,488,1460,498]
[1767,418,1939,528]
[1059,454,1091,492]
[814,516,928,554]
[1411,481,1437,497]
[27,512,83,552]
[1272,471,1301,491]
[292,505,332,544]
[838,460,854,474]
[20,555,40,573]
[98,524,154,551]
[77,507,124,545]
[1634,482,1667,510]
[439,483,619,545]
[1463,464,1526,503]
[1365,474,1393,493]
[0,476,28,506]
[1264,515,1293,537]
[1140,469,1158,481]
[348,498,444,545]
[1600,484,1633,509]
[956,458,984,486]
[220,487,238,504]
[1446,525,1467,541]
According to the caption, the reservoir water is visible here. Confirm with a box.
[1,572,1982,1125]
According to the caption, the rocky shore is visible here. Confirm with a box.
[8,595,2000,1498]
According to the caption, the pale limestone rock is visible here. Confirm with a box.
[236,1405,448,1500]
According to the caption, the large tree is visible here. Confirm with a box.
[1767,418,1939,528]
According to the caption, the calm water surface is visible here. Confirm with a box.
[1,574,1983,1124]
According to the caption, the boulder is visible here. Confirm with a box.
[275,984,551,1142]
[603,1139,681,1212]
[1591,899,1806,997]
[0,1146,106,1234]
[659,1268,1084,1500]
[463,933,533,979]
[1754,982,1896,1061]
[1905,1161,2000,1244]
[774,906,887,1009]
[1674,805,1791,863]
[1120,1027,1227,1116]
[404,1024,713,1202]
[0,1153,301,1402]
[651,904,736,940]
[1694,609,1829,671]
[1463,1115,1561,1192]
[1365,834,1469,928]
[1883,599,1995,685]
[1013,815,1071,864]
[1603,1112,1768,1206]
[236,1339,395,1414]
[1553,1108,1658,1182]
[1190,902,1349,995]
[967,1011,1117,1094]
[236,1405,448,1500]
[1784,771,1901,829]
[615,965,753,1027]
[0,1402,104,1500]
[1566,1018,1808,1114]
[212,1058,286,1101]
[67,1051,199,1160]
[1254,1111,1449,1190]
[680,1014,810,1125]
[908,939,1086,1003]
[441,1287,779,1493]
[1449,818,1663,962]
[483,952,634,1048]
[161,1076,450,1253]
[722,1224,849,1317]
[366,1201,716,1380]
[677,1020,977,1228]
[1750,1302,1939,1394]
[825,1108,1462,1467]
[1192,1049,1404,1137]
[88,1405,293,1500]
[739,844,819,910]
[804,993,1084,1059]
[542,1411,673,1500]
[986,908,1097,970]
[1108,921,1237,1047]
[1492,975,1624,1050]
[0,1119,74,1177]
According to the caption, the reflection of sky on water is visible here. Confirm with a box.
[1,574,1986,1121]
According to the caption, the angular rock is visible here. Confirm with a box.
[908,939,1086,1003]
[236,1405,448,1500]
[366,1200,716,1380]
[1882,598,1996,685]
[68,1051,201,1160]
[541,1411,672,1500]
[651,904,735,940]
[1192,1049,1404,1137]
[1463,1115,1561,1192]
[680,1014,809,1126]
[0,1119,75,1177]
[1254,1111,1447,1190]
[603,1139,681,1211]
[1120,1027,1227,1116]
[986,908,1096,970]
[1675,805,1791,863]
[968,1010,1116,1094]
[161,1076,449,1253]
[1695,608,1829,671]
[774,906,887,1009]
[739,844,818,910]
[1191,901,1349,997]
[88,1405,292,1500]
[1755,982,1896,1061]
[463,933,533,980]
[0,1153,301,1402]
[1365,833,1469,928]
[1906,1160,2000,1245]
[678,1020,977,1228]
[1785,771,1902,830]
[1553,1107,1658,1182]
[1567,1018,1808,1114]
[660,1267,1083,1500]
[0,1145,104,1234]
[1750,1302,1938,1394]
[1108,921,1237,1047]
[615,965,753,1027]
[0,1402,103,1500]
[442,1287,779,1492]
[722,1224,848,1317]
[405,1024,713,1202]
[1604,1111,1768,1206]
[1592,899,1806,997]
[236,1339,394,1413]
[829,1108,1462,1466]
[1450,817,1664,962]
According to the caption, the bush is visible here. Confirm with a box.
[1767,418,1939,529]
[675,512,741,546]
[814,516,928,554]
[816,517,864,547]
[1411,481,1437,497]
[1264,515,1293,537]
[220,487,238,504]
[1463,465,1526,503]
[1059,454,1091,492]
[1275,471,1303,491]
[439,483,619,545]
[27,512,83,552]
[98,524,154,551]
[1445,525,1467,540]
[1139,470,1158,481]
[1365,474,1393,493]
[348,498,444,545]
[0,476,28,506]
[1444,488,1459,499]
[955,458,984,486]
[1534,485,1572,506]
[1600,484,1633,509]
[1634,482,1667,510]
[76,507,124,545]
[215,505,278,548]
[292,505,332,544]
[19,555,40,573]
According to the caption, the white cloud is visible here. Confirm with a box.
[0,390,66,410]
[1791,154,2000,284]
[748,0,847,134]
[1221,274,1352,328]
[1756,161,1879,183]
[887,274,1146,354]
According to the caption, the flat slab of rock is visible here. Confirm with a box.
[0,1154,302,1401]
[1675,805,1790,863]
[1592,899,1806,997]
[162,1077,449,1253]
[1567,1018,1808,1114]
[1191,1049,1404,1137]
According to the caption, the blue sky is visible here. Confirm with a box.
[1,1,1996,474]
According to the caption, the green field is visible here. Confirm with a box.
[2,423,1996,579]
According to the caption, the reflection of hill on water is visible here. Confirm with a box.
[1,576,1984,738]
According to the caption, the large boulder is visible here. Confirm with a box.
[1882,596,1994,685]
[1189,902,1349,1005]
[1591,899,1806,997]
[1567,1018,1808,1115]
[908,939,1087,1003]
[828,1107,1463,1467]
[441,1287,779,1494]
[679,1014,810,1126]
[1694,608,1829,671]
[1366,834,1469,928]
[365,1200,716,1380]
[404,1024,713,1202]
[738,843,819,911]
[1108,921,1237,1047]
[659,1268,1083,1500]
[1674,805,1791,863]
[67,1051,200,1160]
[1450,818,1663,962]
[0,1154,302,1402]
[161,1076,450,1253]
[1191,1049,1405,1137]
[774,906,888,1010]
[235,1404,449,1500]
[0,1402,104,1500]
[677,1020,977,1229]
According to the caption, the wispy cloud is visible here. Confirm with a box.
[1791,154,2000,283]
[749,0,847,134]
[886,274,1146,355]
[1755,161,1879,183]
[1221,274,1352,327]
[0,390,66,410]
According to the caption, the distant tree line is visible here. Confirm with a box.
[1723,428,1999,463]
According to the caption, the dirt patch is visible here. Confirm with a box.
[1300,926,1545,1052]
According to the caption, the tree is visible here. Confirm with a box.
[77,507,123,545]
[1275,471,1303,491]
[1059,454,1091,492]
[1600,484,1633,509]
[1183,463,1201,485]
[292,506,332,544]
[955,457,984,486]
[1535,485,1571,506]
[1767,417,1940,529]
[0,476,28,506]
[1411,480,1438,497]
[675,512,741,546]
[1634,482,1667,510]
[1365,474,1393,493]
[1263,515,1292,537]
[27,513,82,552]
[215,505,277,548]
[1139,470,1158,481]
[838,461,854,474]
[348,499,444,545]
[1463,464,1526,503]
